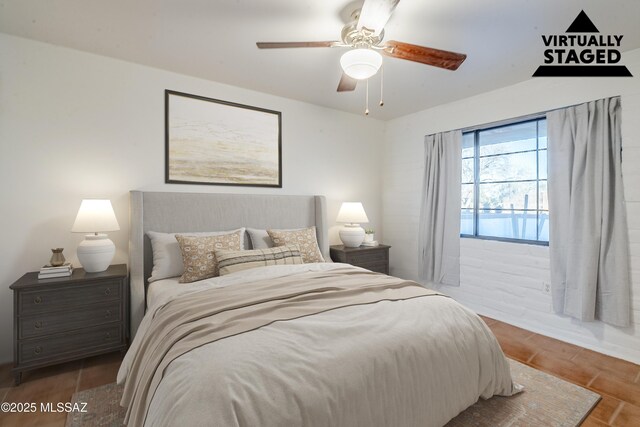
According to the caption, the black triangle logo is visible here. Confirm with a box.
[566,10,599,33]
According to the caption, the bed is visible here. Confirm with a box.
[119,191,520,427]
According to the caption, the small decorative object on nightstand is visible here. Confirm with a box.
[330,244,390,274]
[49,248,65,267]
[364,229,374,240]
[336,202,369,248]
[37,263,73,279]
[10,264,128,385]
[72,199,120,273]
[363,229,377,245]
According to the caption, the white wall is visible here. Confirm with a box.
[0,33,385,364]
[383,49,640,364]
[3,31,638,367]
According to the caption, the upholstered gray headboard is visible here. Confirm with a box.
[129,191,330,338]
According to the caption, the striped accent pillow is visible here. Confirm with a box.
[215,245,304,276]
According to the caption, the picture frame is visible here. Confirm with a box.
[165,90,282,187]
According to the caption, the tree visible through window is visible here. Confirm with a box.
[461,118,548,244]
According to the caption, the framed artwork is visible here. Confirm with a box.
[165,90,282,187]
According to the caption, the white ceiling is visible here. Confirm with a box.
[1,0,639,120]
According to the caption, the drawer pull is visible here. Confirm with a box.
[34,296,42,304]
[105,310,112,317]
[34,346,42,355]
[105,332,111,340]
[34,321,42,329]
[104,288,112,296]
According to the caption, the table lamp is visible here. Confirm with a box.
[336,202,369,247]
[71,199,120,272]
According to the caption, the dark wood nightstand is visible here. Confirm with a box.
[330,244,391,274]
[10,264,128,385]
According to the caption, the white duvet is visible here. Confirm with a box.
[119,263,519,427]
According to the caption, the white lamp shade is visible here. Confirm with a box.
[336,202,369,224]
[340,48,383,80]
[71,199,120,233]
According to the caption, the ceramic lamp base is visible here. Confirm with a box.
[339,224,365,247]
[77,234,115,273]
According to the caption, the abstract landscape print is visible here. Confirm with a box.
[166,90,281,187]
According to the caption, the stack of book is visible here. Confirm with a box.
[38,263,73,279]
[362,240,379,247]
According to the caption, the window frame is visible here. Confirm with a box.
[461,117,549,246]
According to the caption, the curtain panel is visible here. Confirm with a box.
[547,96,631,327]
[418,130,462,286]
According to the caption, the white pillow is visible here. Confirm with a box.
[147,228,245,282]
[246,228,273,249]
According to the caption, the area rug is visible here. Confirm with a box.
[66,359,599,427]
[446,359,600,427]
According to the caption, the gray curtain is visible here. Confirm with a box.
[418,130,462,286]
[547,96,630,327]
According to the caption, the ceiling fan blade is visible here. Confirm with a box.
[357,0,400,35]
[256,41,340,49]
[337,73,357,92]
[381,40,467,70]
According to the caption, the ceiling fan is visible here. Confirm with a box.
[256,0,467,93]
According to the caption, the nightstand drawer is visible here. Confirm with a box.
[356,262,388,274]
[19,280,121,315]
[18,324,122,365]
[348,250,388,264]
[18,301,122,339]
[330,245,390,277]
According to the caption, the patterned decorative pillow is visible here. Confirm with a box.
[267,227,325,263]
[175,230,243,283]
[147,228,245,282]
[216,245,304,276]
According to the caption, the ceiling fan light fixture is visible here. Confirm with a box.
[340,48,382,80]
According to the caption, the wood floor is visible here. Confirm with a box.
[1,317,639,426]
[480,316,640,426]
[0,351,122,427]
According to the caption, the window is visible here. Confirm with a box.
[461,118,548,244]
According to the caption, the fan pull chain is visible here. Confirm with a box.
[379,64,384,107]
[365,79,370,116]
